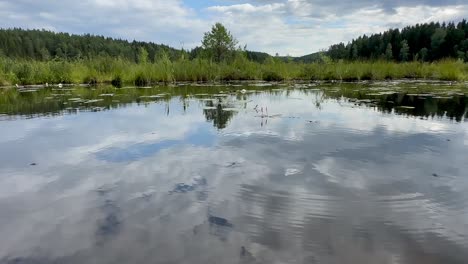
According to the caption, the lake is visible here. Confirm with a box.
[0,81,467,264]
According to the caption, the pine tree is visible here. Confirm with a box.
[399,40,410,61]
[385,43,393,61]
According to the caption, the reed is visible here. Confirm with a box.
[0,56,467,86]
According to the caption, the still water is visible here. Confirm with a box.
[0,82,467,264]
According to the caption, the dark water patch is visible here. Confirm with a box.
[96,199,122,238]
[170,177,208,195]
[208,216,234,228]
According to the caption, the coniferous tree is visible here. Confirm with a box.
[385,43,393,61]
[325,20,468,62]
[399,40,410,61]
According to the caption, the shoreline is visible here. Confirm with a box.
[1,79,466,90]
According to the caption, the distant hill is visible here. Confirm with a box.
[245,51,271,63]
[293,52,325,63]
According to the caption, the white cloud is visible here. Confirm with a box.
[206,2,468,55]
[0,0,468,55]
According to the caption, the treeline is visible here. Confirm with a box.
[0,28,182,62]
[0,28,274,64]
[327,20,468,62]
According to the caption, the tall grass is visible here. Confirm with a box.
[0,56,467,86]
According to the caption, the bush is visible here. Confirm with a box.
[262,71,284,82]
[111,76,122,88]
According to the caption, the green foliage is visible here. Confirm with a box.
[399,40,410,62]
[137,47,149,64]
[0,28,181,62]
[0,56,467,86]
[352,45,359,60]
[326,20,468,62]
[385,44,393,61]
[431,28,447,57]
[419,48,429,62]
[202,23,238,62]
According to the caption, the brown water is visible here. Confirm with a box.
[0,82,467,264]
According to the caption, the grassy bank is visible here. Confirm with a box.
[1,56,468,86]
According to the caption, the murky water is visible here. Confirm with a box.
[1,82,467,264]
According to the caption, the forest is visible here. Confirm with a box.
[2,20,468,63]
[0,28,270,63]
[1,21,468,85]
[327,20,468,62]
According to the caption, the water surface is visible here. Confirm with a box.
[0,82,467,264]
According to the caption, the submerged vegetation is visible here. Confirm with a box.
[1,21,468,86]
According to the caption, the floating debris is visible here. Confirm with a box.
[140,95,163,99]
[18,89,38,93]
[407,93,434,97]
[222,108,241,112]
[203,106,217,110]
[234,100,252,104]
[432,173,439,177]
[357,99,374,104]
[397,106,416,109]
[29,163,37,166]
[99,94,114,97]
[252,83,273,87]
[85,99,104,104]
[52,88,74,92]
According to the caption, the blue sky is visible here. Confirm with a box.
[0,0,467,56]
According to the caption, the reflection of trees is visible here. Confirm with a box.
[4,84,467,123]
[324,90,468,122]
[203,101,237,129]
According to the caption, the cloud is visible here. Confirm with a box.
[205,1,468,55]
[239,0,467,15]
[0,0,467,55]
[0,0,207,48]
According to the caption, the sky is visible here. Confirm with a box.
[0,0,467,56]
